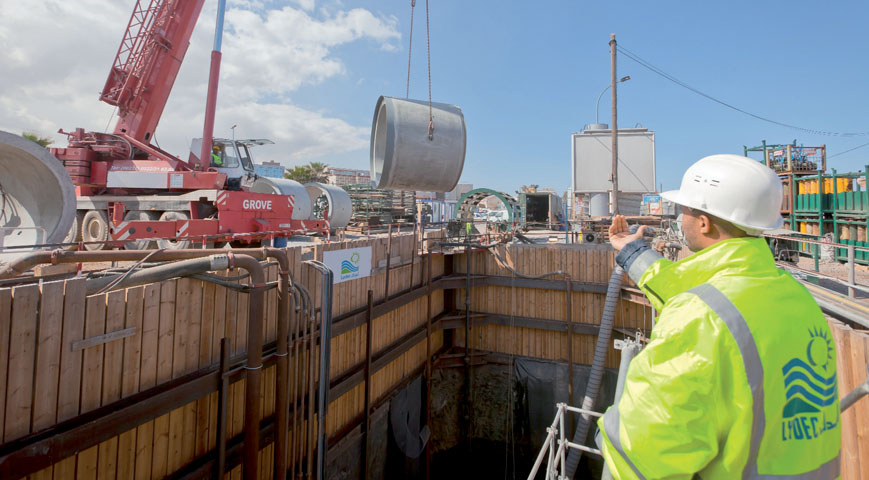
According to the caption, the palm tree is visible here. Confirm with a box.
[307,162,329,183]
[284,165,313,183]
[22,132,53,147]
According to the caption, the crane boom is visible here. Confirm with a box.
[100,0,206,144]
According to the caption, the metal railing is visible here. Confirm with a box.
[764,232,867,298]
[527,403,603,480]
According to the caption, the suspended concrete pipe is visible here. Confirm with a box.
[303,182,352,230]
[370,96,467,192]
[249,176,312,220]
[0,131,76,265]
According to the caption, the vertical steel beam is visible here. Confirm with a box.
[216,338,230,478]
[425,253,433,480]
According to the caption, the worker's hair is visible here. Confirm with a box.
[683,206,748,238]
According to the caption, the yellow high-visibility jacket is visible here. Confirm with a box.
[598,237,841,479]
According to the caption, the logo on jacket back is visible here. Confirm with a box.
[781,327,838,441]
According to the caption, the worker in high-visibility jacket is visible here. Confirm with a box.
[600,154,841,479]
[211,144,224,167]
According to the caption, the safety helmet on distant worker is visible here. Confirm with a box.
[661,154,784,235]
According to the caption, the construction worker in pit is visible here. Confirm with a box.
[211,144,224,167]
[600,154,841,479]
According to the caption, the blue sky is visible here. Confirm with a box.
[294,0,869,193]
[2,0,867,196]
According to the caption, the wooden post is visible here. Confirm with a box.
[363,290,374,480]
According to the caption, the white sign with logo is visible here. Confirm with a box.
[322,246,372,284]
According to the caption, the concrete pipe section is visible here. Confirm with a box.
[0,130,76,266]
[249,176,313,220]
[303,182,352,230]
[370,96,466,192]
[456,188,521,223]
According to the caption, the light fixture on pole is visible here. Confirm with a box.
[596,75,630,125]
[231,124,237,141]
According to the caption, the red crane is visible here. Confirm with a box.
[51,0,328,250]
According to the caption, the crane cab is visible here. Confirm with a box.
[190,137,274,190]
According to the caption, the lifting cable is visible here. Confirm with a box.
[405,0,435,140]
[405,0,415,99]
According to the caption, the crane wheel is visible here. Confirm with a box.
[156,211,191,250]
[123,211,159,250]
[81,210,109,251]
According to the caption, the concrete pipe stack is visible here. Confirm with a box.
[0,130,76,266]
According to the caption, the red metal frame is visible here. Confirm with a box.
[101,0,207,145]
[110,191,330,244]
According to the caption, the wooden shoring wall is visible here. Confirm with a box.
[442,242,869,478]
[0,231,445,480]
[450,243,654,368]
[827,318,869,480]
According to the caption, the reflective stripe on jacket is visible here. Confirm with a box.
[598,237,841,479]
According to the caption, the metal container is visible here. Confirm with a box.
[589,193,609,216]
[571,127,656,193]
[0,131,76,254]
[249,177,312,220]
[370,96,466,192]
[304,182,352,229]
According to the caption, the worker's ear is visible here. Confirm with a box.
[697,213,714,235]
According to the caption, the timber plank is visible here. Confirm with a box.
[52,278,87,480]
[116,286,144,480]
[76,293,108,480]
[4,284,39,442]
[848,330,869,478]
[831,322,858,479]
[132,283,160,480]
[96,289,126,480]
[32,280,64,431]
[208,279,227,454]
[0,287,10,439]
[150,279,177,479]
[196,279,216,457]
[168,278,193,473]
[31,281,64,480]
[180,279,203,467]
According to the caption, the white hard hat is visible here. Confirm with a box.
[661,154,784,235]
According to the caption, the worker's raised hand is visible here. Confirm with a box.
[608,215,646,252]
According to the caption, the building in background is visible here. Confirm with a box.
[326,167,370,186]
[571,125,656,217]
[254,160,285,178]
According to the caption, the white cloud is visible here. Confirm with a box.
[0,0,399,164]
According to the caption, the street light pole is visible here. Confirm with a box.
[231,124,237,141]
[610,33,619,215]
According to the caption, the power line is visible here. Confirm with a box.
[829,141,869,158]
[616,45,869,138]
